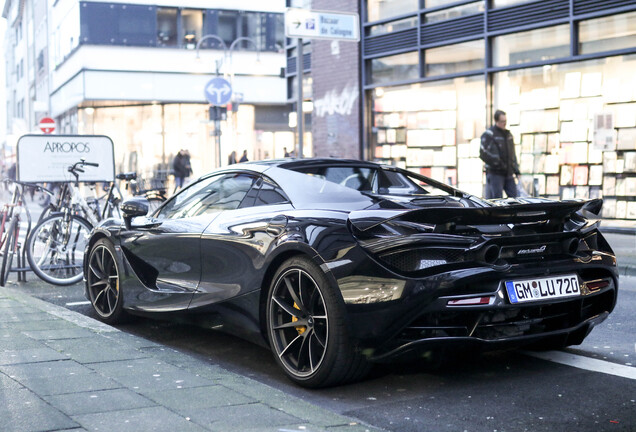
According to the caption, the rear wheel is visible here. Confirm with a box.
[86,238,125,324]
[0,218,18,286]
[26,214,92,285]
[266,257,370,388]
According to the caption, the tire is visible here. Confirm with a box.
[0,218,18,287]
[86,238,125,324]
[266,257,370,388]
[26,214,92,286]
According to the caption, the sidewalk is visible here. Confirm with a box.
[0,286,382,432]
[601,232,636,277]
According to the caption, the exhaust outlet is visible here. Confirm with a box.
[562,237,579,255]
[481,244,500,264]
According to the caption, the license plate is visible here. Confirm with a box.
[505,274,579,304]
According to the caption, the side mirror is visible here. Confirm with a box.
[121,197,149,230]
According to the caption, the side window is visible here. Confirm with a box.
[157,173,255,219]
[238,176,290,208]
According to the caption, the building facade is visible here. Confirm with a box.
[287,0,636,221]
[3,0,291,179]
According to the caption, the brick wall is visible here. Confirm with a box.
[310,0,361,159]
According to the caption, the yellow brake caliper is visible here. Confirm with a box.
[292,302,306,335]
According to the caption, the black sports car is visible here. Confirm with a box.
[84,158,618,387]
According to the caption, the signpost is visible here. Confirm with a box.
[204,77,233,106]
[284,8,360,158]
[39,117,56,134]
[16,135,115,182]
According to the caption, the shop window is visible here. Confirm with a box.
[425,40,484,76]
[424,2,484,23]
[579,11,636,55]
[181,9,203,49]
[491,0,536,7]
[239,12,263,50]
[157,7,178,47]
[369,17,417,36]
[367,0,419,22]
[370,51,419,84]
[493,25,570,67]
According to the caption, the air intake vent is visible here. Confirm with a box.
[365,28,418,56]
[488,0,569,32]
[574,0,636,15]
[421,14,483,45]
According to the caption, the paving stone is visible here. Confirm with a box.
[14,372,122,396]
[0,371,24,390]
[22,327,97,340]
[1,359,94,380]
[0,311,60,322]
[144,385,255,414]
[0,388,78,432]
[0,347,67,365]
[102,331,162,349]
[111,369,216,393]
[0,319,77,331]
[45,337,147,364]
[73,406,207,432]
[0,335,47,350]
[188,403,302,431]
[241,424,380,432]
[45,388,157,415]
[87,357,186,377]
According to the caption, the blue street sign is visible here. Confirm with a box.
[204,77,232,106]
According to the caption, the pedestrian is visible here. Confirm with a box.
[239,150,249,163]
[283,147,291,158]
[480,109,521,199]
[228,151,237,165]
[172,149,192,192]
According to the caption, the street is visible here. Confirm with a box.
[10,273,636,432]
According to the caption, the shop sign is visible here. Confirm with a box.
[285,8,360,41]
[16,134,115,182]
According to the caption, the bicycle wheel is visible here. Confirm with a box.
[0,218,18,287]
[26,213,92,286]
[146,197,165,215]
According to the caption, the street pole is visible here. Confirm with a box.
[296,38,303,159]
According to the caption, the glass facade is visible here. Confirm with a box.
[493,25,570,67]
[362,3,636,220]
[367,0,418,22]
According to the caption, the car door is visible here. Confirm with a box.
[193,175,293,308]
[120,173,254,309]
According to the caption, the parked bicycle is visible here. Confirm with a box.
[96,172,167,218]
[0,179,54,286]
[25,160,99,286]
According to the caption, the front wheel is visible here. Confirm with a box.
[266,257,370,388]
[86,238,125,323]
[26,214,92,285]
[0,218,18,286]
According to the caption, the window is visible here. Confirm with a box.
[158,173,256,219]
[218,10,239,47]
[369,17,417,36]
[493,25,570,67]
[366,0,418,22]
[157,7,178,47]
[425,40,484,76]
[37,50,44,72]
[370,51,419,84]
[491,0,536,7]
[579,12,636,55]
[181,9,203,49]
[424,2,484,23]
[240,177,289,207]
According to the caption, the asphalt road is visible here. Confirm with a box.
[12,274,636,432]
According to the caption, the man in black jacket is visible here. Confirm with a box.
[480,109,520,199]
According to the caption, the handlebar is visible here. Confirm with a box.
[67,159,99,181]
[2,178,55,197]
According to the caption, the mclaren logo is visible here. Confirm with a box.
[517,245,547,255]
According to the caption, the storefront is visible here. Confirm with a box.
[363,1,636,221]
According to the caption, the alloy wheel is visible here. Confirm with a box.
[87,243,120,319]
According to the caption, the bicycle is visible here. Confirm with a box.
[0,179,54,286]
[121,172,167,214]
[25,160,99,286]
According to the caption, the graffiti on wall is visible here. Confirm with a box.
[314,83,359,117]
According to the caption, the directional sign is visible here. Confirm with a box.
[39,117,56,134]
[285,8,360,41]
[204,77,232,107]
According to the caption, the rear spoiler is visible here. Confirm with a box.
[349,199,602,232]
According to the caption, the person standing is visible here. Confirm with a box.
[239,150,249,163]
[228,151,237,165]
[172,149,192,192]
[480,109,521,199]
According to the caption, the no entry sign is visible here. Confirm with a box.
[39,117,56,134]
